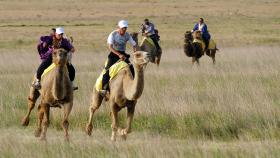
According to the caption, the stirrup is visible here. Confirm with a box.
[99,90,107,97]
[32,81,41,90]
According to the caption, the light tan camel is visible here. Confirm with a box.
[21,49,73,141]
[86,50,152,141]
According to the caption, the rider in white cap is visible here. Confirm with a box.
[99,20,137,96]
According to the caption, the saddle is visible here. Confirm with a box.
[95,61,129,91]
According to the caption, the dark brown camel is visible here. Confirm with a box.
[184,31,218,65]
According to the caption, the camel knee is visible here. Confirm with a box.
[111,124,117,131]
[62,120,69,129]
[42,119,49,127]
[89,105,99,113]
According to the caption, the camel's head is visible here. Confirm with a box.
[52,48,68,66]
[192,30,202,40]
[130,32,139,46]
[185,31,193,41]
[132,51,151,67]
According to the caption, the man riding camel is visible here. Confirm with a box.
[99,20,137,96]
[192,18,211,50]
[140,18,161,53]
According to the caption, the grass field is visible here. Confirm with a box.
[0,0,280,157]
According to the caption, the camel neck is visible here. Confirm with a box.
[124,64,144,100]
[52,65,67,100]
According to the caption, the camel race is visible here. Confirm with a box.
[0,0,280,157]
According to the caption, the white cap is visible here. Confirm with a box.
[118,20,128,28]
[56,27,64,34]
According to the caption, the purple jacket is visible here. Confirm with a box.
[37,36,73,60]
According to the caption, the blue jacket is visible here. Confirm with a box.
[193,23,211,40]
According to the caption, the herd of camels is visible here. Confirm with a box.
[21,30,218,141]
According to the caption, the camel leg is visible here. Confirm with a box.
[39,104,50,141]
[155,49,162,66]
[119,101,136,140]
[196,58,200,65]
[192,57,196,65]
[192,57,199,65]
[62,102,73,141]
[111,103,121,141]
[86,90,103,136]
[21,86,40,126]
[211,50,216,64]
[34,104,44,137]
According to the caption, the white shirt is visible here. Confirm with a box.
[107,30,136,52]
[198,23,205,31]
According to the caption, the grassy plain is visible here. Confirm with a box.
[0,0,280,157]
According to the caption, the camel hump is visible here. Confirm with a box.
[95,61,129,91]
[208,39,216,50]
[140,37,155,48]
[41,63,56,77]
[193,39,206,51]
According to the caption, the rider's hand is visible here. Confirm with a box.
[119,54,126,61]
[43,42,47,48]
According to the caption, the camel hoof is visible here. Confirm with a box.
[21,117,29,126]
[34,129,42,137]
[65,136,70,142]
[111,136,116,142]
[118,129,127,140]
[120,134,127,141]
[39,136,46,141]
[86,124,93,136]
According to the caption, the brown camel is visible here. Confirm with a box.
[184,30,218,64]
[86,50,153,141]
[130,32,162,65]
[21,49,73,141]
[184,31,204,65]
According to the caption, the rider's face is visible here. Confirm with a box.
[119,27,127,35]
[55,33,63,40]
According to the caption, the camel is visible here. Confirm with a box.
[21,48,73,141]
[86,50,151,141]
[130,32,162,65]
[184,30,218,65]
[85,32,161,141]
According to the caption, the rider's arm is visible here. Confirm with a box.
[108,44,121,57]
[70,47,75,53]
[107,32,122,57]
[145,23,155,34]
[201,24,208,34]
[191,23,199,32]
[128,35,137,52]
[63,39,75,53]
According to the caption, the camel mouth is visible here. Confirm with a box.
[133,51,150,65]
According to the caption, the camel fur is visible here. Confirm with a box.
[130,32,162,65]
[21,49,73,141]
[184,30,218,65]
[86,51,152,141]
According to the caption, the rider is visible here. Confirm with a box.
[140,18,161,52]
[192,18,211,50]
[100,20,137,95]
[33,27,76,90]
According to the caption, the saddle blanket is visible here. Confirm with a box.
[95,60,129,91]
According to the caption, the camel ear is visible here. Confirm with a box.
[53,49,57,56]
